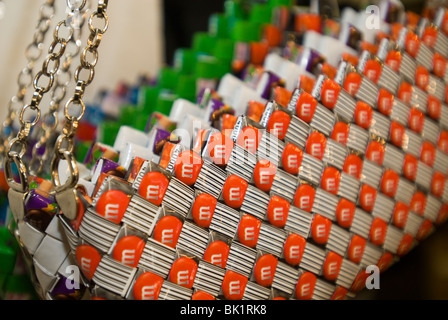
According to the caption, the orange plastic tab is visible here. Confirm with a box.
[75,245,101,280]
[192,193,217,228]
[112,235,145,267]
[133,272,164,300]
[283,233,306,266]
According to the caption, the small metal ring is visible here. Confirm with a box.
[6,137,27,159]
[89,11,109,35]
[54,20,74,43]
[42,54,61,76]
[3,151,29,193]
[64,97,85,122]
[80,46,98,68]
[33,71,54,93]
[48,38,67,60]
[19,104,41,127]
[74,65,95,85]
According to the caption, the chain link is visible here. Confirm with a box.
[1,0,56,156]
[52,0,109,191]
[4,0,88,193]
[29,5,89,176]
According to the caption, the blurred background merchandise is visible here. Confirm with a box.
[0,0,448,300]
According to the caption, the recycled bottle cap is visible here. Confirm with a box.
[359,184,377,212]
[377,88,394,116]
[112,235,145,268]
[370,218,388,246]
[203,240,230,268]
[283,233,306,266]
[133,272,164,300]
[192,291,216,300]
[169,257,198,289]
[282,143,303,175]
[254,254,278,287]
[321,79,341,110]
[311,214,332,245]
[267,195,290,228]
[96,190,130,224]
[237,214,262,248]
[343,154,363,180]
[253,159,277,192]
[267,110,291,140]
[138,171,170,206]
[336,198,356,228]
[331,122,349,146]
[321,167,341,195]
[381,169,400,198]
[323,251,343,281]
[306,132,327,161]
[75,245,101,280]
[153,215,183,248]
[294,184,315,212]
[192,193,217,228]
[222,175,248,209]
[354,102,373,129]
[348,235,366,264]
[222,270,248,300]
[393,202,410,228]
[295,272,316,300]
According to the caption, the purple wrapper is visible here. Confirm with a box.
[25,190,57,214]
[260,71,282,100]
